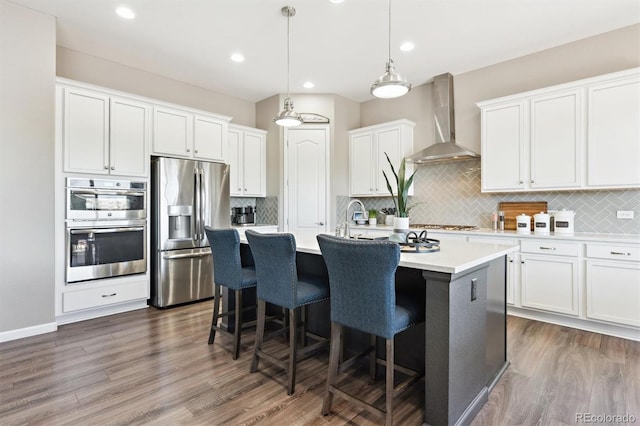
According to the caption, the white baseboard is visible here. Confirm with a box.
[55,300,148,325]
[508,306,640,342]
[0,322,58,343]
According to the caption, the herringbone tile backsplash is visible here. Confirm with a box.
[339,159,640,235]
[230,196,278,225]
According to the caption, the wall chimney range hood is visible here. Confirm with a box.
[406,73,479,164]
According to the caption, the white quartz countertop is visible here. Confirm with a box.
[240,232,518,275]
[351,224,640,244]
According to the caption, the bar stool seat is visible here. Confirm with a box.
[205,227,258,360]
[317,234,425,426]
[245,230,330,395]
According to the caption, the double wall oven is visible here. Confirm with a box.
[65,178,147,284]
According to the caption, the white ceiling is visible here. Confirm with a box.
[11,0,640,102]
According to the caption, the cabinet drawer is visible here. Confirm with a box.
[521,240,578,256]
[586,244,640,262]
[63,279,148,312]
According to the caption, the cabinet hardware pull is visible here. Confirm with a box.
[610,251,631,256]
[539,246,556,250]
[195,150,198,154]
[110,166,115,170]
[531,179,535,184]
[519,180,523,184]
[316,222,324,226]
[104,166,109,170]
[102,293,117,298]
[521,260,525,264]
[186,148,191,153]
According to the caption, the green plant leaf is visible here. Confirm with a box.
[382,170,398,213]
[383,152,414,217]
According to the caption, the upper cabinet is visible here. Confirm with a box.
[152,106,230,162]
[348,119,415,197]
[228,124,267,197]
[62,87,150,177]
[478,68,640,192]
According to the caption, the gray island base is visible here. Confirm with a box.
[237,234,517,425]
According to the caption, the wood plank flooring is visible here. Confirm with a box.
[1,302,638,425]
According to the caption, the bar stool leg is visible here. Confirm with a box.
[287,307,298,395]
[251,299,266,373]
[232,289,242,360]
[322,322,342,416]
[385,338,394,426]
[208,284,221,344]
[369,334,377,383]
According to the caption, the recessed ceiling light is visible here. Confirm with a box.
[115,6,135,20]
[400,42,415,52]
[303,81,315,89]
[328,0,345,3]
[230,53,245,63]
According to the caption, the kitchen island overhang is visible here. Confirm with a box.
[239,233,518,425]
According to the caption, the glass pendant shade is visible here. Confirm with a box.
[274,98,302,127]
[370,59,411,98]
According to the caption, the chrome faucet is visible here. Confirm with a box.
[345,199,365,238]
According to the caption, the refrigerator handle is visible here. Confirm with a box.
[193,167,201,243]
[199,167,205,241]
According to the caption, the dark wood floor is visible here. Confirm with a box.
[1,302,638,425]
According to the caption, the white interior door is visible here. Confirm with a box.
[285,126,329,240]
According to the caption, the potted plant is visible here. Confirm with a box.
[382,152,416,231]
[367,209,378,226]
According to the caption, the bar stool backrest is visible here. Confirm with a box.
[317,234,400,339]
[205,227,243,290]
[245,231,299,309]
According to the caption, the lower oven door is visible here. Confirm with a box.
[67,222,147,283]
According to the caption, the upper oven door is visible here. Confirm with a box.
[66,178,146,220]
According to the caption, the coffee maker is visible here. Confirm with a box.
[232,206,256,225]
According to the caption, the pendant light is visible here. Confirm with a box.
[274,6,303,127]
[370,0,411,98]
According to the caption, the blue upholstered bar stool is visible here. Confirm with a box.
[245,230,330,395]
[317,234,425,426]
[204,227,257,360]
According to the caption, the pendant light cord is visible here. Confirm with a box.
[286,8,291,98]
[387,0,392,62]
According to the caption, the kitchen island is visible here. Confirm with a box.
[240,233,518,425]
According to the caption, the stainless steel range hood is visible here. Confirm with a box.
[406,73,479,164]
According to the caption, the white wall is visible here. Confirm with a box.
[0,0,56,335]
[57,47,256,127]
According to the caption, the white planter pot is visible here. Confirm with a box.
[385,215,395,226]
[393,216,410,231]
[368,218,377,226]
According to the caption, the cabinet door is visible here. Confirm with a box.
[349,132,374,196]
[153,106,192,157]
[109,97,149,177]
[227,129,242,196]
[587,76,640,187]
[64,88,109,174]
[194,115,225,162]
[586,260,640,327]
[480,101,526,191]
[520,254,579,315]
[242,131,266,197]
[530,89,581,189]
[376,126,403,195]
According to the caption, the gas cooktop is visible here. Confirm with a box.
[411,224,479,231]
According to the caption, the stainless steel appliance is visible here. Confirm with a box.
[65,178,148,284]
[231,206,255,225]
[150,157,230,308]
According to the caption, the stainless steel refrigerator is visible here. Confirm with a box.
[150,157,230,308]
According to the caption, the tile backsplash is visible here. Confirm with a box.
[231,196,278,225]
[340,159,640,235]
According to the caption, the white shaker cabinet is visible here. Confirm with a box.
[520,240,580,316]
[478,67,639,192]
[587,74,640,187]
[585,243,640,328]
[479,88,581,192]
[153,106,230,162]
[63,87,149,177]
[228,124,267,197]
[348,119,415,197]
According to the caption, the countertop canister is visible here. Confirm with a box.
[554,209,575,234]
[533,212,550,234]
[516,214,531,234]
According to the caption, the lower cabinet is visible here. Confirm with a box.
[586,260,640,327]
[62,278,148,313]
[520,253,579,316]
